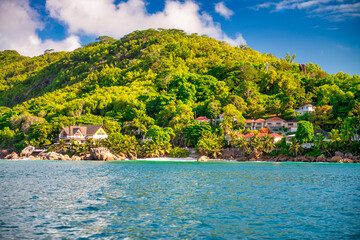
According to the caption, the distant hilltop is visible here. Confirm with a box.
[0,29,359,159]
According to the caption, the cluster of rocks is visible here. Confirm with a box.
[235,151,359,163]
[90,147,125,161]
[2,146,125,161]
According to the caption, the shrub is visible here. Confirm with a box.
[169,147,190,158]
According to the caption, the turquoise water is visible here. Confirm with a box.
[0,160,359,239]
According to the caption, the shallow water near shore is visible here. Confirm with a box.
[1,160,359,239]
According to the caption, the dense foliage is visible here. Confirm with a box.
[0,29,359,157]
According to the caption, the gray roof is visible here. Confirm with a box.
[299,103,316,107]
[287,118,301,123]
[314,130,329,137]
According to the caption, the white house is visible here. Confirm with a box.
[286,119,301,132]
[295,103,316,116]
[59,125,108,143]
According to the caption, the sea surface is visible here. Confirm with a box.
[0,160,359,239]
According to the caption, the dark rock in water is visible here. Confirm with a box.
[20,145,35,158]
[90,147,125,161]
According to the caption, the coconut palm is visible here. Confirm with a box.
[262,133,275,153]
[250,131,263,157]
[340,121,355,145]
[231,134,250,155]
[288,138,303,156]
[314,133,328,154]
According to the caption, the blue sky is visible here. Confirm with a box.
[0,0,359,75]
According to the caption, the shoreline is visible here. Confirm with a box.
[1,157,359,164]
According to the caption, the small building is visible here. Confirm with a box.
[295,103,316,116]
[59,125,108,143]
[264,117,286,132]
[217,113,225,122]
[286,119,301,132]
[244,119,255,130]
[195,116,211,123]
[253,119,265,130]
[141,135,152,143]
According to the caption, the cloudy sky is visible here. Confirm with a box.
[0,0,359,75]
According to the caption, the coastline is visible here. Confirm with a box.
[2,146,359,163]
[1,155,359,163]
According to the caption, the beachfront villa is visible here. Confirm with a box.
[294,103,316,116]
[59,125,108,143]
[245,117,294,132]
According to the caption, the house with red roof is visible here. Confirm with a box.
[236,132,284,143]
[264,117,286,132]
[195,116,211,123]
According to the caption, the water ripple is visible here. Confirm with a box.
[1,160,360,239]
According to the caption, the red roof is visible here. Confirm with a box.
[196,116,211,121]
[266,117,286,122]
[269,133,284,138]
[245,119,254,123]
[235,132,245,137]
[242,132,284,138]
[254,118,265,122]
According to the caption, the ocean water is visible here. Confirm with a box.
[0,160,359,239]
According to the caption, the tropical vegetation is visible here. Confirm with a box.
[0,29,359,158]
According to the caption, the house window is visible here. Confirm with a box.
[276,123,281,125]
[288,123,293,126]
[97,129,105,135]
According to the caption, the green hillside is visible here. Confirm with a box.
[0,29,359,156]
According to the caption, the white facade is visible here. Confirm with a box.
[295,104,316,116]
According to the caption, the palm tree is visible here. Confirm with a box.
[340,121,355,146]
[314,133,328,154]
[233,135,250,155]
[262,133,275,153]
[250,131,263,157]
[288,138,303,156]
[123,136,139,159]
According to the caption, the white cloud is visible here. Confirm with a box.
[336,44,351,50]
[46,0,246,46]
[215,2,234,19]
[0,0,81,56]
[311,2,360,21]
[252,0,360,21]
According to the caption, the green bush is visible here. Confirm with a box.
[169,147,190,158]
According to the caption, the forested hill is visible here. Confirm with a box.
[0,29,359,151]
